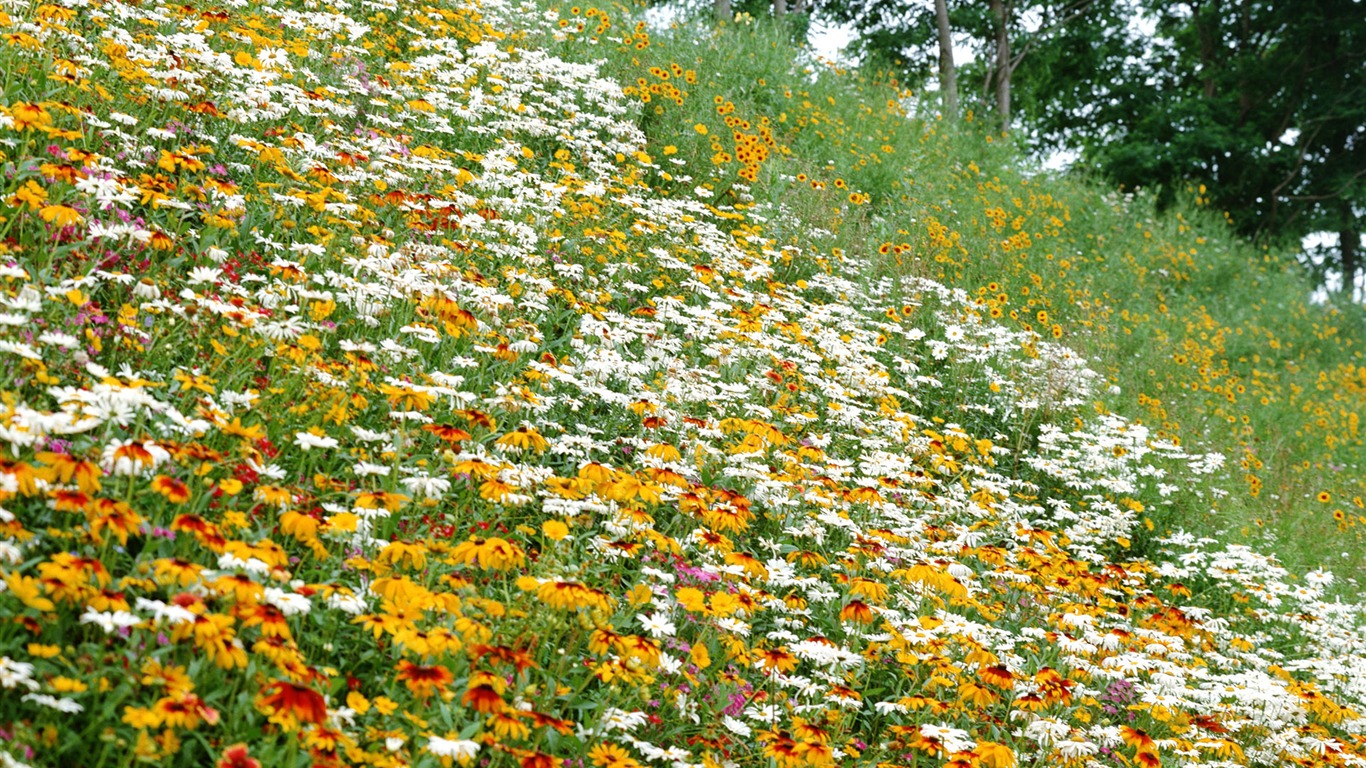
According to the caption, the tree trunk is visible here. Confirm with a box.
[935,0,958,117]
[1343,228,1360,298]
[793,0,806,13]
[990,0,1011,132]
[715,0,731,22]
[773,0,786,17]
[1195,0,1220,98]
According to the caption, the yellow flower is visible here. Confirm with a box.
[536,580,612,612]
[971,742,1016,768]
[689,643,711,669]
[26,643,60,658]
[495,426,548,452]
[542,519,569,541]
[9,102,51,131]
[8,180,46,209]
[448,537,525,571]
[4,572,54,612]
[675,587,706,613]
[377,541,427,572]
[122,705,163,730]
[38,204,83,227]
[486,710,529,739]
[589,742,641,768]
[50,676,87,693]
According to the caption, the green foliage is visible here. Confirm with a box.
[589,10,1366,582]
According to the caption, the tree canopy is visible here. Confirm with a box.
[809,0,1365,294]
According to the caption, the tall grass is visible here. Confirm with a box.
[564,12,1366,584]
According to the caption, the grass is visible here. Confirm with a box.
[0,0,1363,765]
[571,11,1366,586]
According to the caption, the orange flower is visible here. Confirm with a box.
[979,665,1015,689]
[239,603,291,638]
[217,744,261,768]
[48,489,90,512]
[759,734,802,768]
[461,671,506,713]
[87,498,144,546]
[396,660,454,699]
[755,647,798,674]
[838,600,875,624]
[171,514,227,551]
[256,681,328,731]
[470,643,538,672]
[152,693,220,729]
[151,475,191,503]
[457,409,497,429]
[520,753,557,768]
[423,423,472,443]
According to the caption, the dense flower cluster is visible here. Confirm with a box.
[0,0,1361,766]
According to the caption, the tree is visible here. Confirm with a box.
[934,0,958,116]
[988,0,1011,131]
[1015,0,1365,294]
[826,0,1362,293]
[818,0,1103,131]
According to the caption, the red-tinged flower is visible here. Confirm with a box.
[48,488,90,512]
[256,681,328,731]
[396,660,454,699]
[470,644,539,673]
[151,474,191,503]
[461,671,506,713]
[239,603,292,638]
[755,647,798,674]
[423,423,473,443]
[171,513,226,551]
[218,744,261,768]
[838,600,875,624]
[759,734,802,768]
[87,498,144,546]
[521,752,557,768]
[457,408,497,429]
[153,693,219,729]
[979,665,1016,689]
[1120,727,1156,751]
[526,711,576,735]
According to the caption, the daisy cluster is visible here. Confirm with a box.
[0,0,1360,767]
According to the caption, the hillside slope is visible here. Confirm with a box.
[0,1,1361,767]
[577,17,1366,580]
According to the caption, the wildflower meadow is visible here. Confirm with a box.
[0,0,1362,767]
